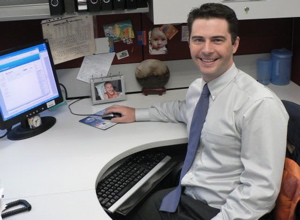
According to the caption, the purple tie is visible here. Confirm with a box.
[160,84,210,212]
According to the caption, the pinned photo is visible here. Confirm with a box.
[149,27,168,55]
[103,20,135,43]
[160,24,178,40]
[181,26,189,42]
[116,50,129,60]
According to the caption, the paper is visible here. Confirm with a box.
[0,188,6,220]
[76,53,115,83]
[95,37,110,54]
[42,16,95,64]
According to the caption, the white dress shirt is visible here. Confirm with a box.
[135,63,289,219]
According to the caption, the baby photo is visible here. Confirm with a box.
[149,27,168,55]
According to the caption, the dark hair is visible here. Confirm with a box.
[104,81,113,86]
[187,3,239,45]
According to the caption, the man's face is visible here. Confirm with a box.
[189,18,239,82]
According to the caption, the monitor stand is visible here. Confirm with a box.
[7,116,56,141]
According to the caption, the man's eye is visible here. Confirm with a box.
[193,38,204,43]
[212,38,224,43]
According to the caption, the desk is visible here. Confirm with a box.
[0,83,300,220]
[0,89,187,220]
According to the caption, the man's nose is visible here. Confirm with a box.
[202,42,214,53]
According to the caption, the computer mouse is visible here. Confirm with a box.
[102,112,122,120]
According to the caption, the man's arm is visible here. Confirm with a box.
[104,100,187,124]
[212,98,288,220]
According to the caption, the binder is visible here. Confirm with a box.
[76,0,87,11]
[137,0,147,8]
[126,0,137,9]
[87,0,101,12]
[113,0,125,9]
[49,0,65,15]
[101,0,113,10]
[64,0,76,14]
[113,0,125,10]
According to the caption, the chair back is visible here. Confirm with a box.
[274,100,300,220]
[282,100,300,165]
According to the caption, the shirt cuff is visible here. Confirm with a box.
[135,108,150,121]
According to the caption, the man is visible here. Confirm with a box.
[105,3,288,220]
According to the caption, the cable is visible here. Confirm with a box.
[67,98,103,117]
[0,128,10,139]
[58,84,87,116]
[60,83,103,117]
[68,99,90,116]
[0,130,8,138]
[59,83,68,100]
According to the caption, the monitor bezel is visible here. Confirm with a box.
[0,39,64,131]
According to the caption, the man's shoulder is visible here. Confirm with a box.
[234,70,276,100]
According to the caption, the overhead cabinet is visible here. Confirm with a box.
[0,0,149,21]
[148,0,300,24]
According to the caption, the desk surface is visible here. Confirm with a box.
[1,82,300,220]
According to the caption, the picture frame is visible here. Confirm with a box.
[91,75,126,105]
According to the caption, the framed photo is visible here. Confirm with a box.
[91,75,126,105]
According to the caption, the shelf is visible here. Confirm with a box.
[0,3,149,22]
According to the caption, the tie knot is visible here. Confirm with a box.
[202,84,210,97]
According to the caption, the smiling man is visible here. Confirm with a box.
[189,18,239,83]
[105,3,289,220]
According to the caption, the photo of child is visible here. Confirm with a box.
[149,27,168,55]
[94,80,122,101]
[91,75,126,105]
[103,81,120,99]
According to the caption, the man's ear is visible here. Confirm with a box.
[233,36,240,54]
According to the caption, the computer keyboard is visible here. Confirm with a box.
[96,151,176,216]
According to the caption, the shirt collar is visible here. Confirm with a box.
[207,63,238,101]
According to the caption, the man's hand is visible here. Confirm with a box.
[104,105,136,123]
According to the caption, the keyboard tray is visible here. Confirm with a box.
[96,151,179,217]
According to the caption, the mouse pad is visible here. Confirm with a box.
[79,108,116,130]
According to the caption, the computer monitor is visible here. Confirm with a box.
[0,40,64,140]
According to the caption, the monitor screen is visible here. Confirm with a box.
[0,40,64,140]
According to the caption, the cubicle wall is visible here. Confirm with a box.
[291,18,300,85]
[0,14,299,86]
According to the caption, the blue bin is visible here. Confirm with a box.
[271,49,293,85]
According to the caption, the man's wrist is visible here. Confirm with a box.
[135,108,150,121]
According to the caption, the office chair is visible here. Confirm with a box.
[274,100,300,220]
[282,100,300,165]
